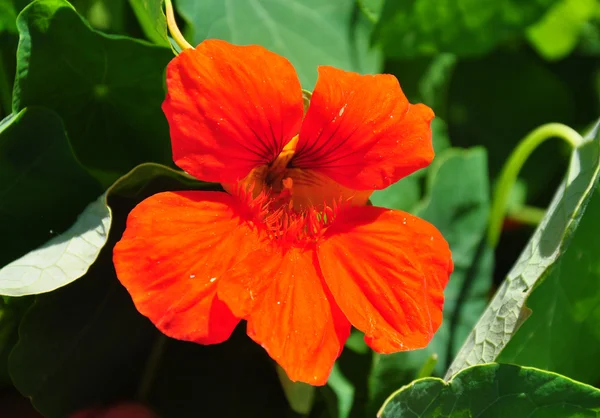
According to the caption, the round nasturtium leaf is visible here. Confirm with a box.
[379,363,600,417]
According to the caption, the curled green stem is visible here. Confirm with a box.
[165,0,193,51]
[488,123,584,248]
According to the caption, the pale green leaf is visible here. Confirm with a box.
[498,185,600,385]
[175,0,381,89]
[0,196,110,296]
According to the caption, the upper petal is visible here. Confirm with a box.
[317,206,453,353]
[113,191,262,344]
[163,40,304,183]
[218,246,350,385]
[293,66,434,190]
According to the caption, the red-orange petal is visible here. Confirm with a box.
[218,246,350,385]
[294,66,434,190]
[163,39,304,183]
[113,191,262,344]
[318,206,453,353]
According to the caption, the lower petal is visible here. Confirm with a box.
[113,191,261,344]
[318,206,453,353]
[218,246,350,385]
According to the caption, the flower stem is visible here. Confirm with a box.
[276,365,315,416]
[488,123,584,248]
[416,353,438,379]
[164,0,193,51]
[506,205,547,227]
[136,333,168,402]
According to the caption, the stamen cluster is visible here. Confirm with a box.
[234,182,339,247]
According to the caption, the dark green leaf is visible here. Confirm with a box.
[0,296,32,387]
[374,0,560,58]
[369,148,493,413]
[498,186,600,385]
[8,162,218,418]
[175,0,381,89]
[0,108,205,296]
[327,336,373,418]
[147,330,291,418]
[447,50,577,200]
[8,252,156,418]
[0,107,102,291]
[379,363,600,417]
[446,121,600,378]
[13,0,173,186]
[128,0,169,46]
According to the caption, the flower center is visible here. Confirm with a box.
[224,135,372,245]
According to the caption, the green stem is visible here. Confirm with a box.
[506,205,546,227]
[164,0,193,51]
[488,123,584,248]
[276,365,315,416]
[0,52,12,116]
[416,353,438,379]
[136,334,168,402]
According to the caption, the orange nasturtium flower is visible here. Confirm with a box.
[113,40,453,385]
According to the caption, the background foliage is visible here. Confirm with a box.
[0,0,599,417]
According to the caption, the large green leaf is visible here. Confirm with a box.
[446,121,600,379]
[369,148,493,413]
[0,296,31,387]
[147,331,291,418]
[175,0,381,89]
[498,186,600,385]
[8,251,156,418]
[128,0,169,46]
[373,0,560,58]
[8,163,218,418]
[0,108,205,299]
[379,363,600,417]
[13,0,173,186]
[0,107,102,292]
